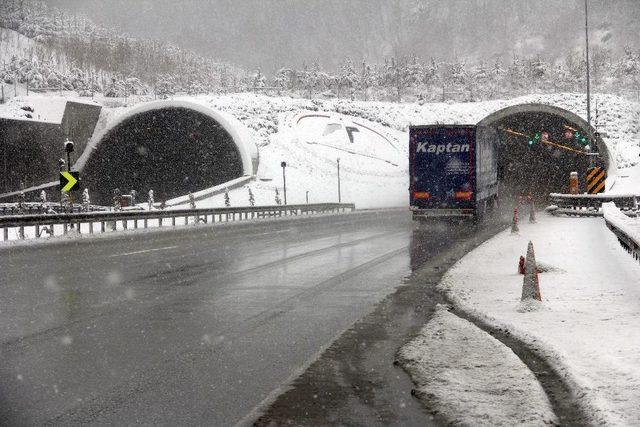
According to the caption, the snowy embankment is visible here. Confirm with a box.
[438,214,640,425]
[159,92,640,209]
[1,92,639,209]
[602,202,640,245]
[398,305,557,426]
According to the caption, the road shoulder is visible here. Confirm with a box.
[439,213,640,425]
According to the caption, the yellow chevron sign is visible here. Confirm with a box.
[60,171,80,193]
[586,167,606,194]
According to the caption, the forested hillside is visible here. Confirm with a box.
[1,0,639,103]
[0,0,248,97]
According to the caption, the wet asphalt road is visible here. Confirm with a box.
[0,210,487,426]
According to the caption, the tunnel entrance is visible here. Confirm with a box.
[82,107,244,205]
[478,105,607,205]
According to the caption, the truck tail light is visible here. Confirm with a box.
[455,191,473,200]
[413,192,430,199]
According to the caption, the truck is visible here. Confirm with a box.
[409,125,498,220]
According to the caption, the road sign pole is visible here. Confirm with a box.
[337,158,341,203]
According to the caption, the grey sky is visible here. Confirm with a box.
[45,0,640,72]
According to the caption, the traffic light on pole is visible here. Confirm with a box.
[528,132,541,147]
[574,131,588,145]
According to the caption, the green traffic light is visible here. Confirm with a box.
[528,140,534,146]
[534,132,541,140]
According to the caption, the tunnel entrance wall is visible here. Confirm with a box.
[477,104,610,170]
[81,108,243,205]
[476,104,606,202]
[77,100,258,205]
[0,118,64,193]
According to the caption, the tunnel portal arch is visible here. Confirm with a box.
[477,103,610,201]
[76,101,257,205]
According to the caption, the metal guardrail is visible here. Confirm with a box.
[0,203,107,216]
[0,203,356,241]
[549,193,638,217]
[603,203,640,263]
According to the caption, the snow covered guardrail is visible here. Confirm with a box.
[0,203,356,241]
[602,202,640,263]
[549,193,638,217]
[0,202,107,216]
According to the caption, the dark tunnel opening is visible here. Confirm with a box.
[489,111,595,206]
[82,107,244,205]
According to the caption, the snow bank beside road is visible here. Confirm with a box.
[398,305,556,426]
[603,202,640,245]
[440,215,640,425]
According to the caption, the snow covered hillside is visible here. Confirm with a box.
[171,92,640,208]
[2,92,638,208]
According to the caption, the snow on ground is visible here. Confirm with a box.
[398,305,557,426]
[439,214,640,425]
[609,162,640,195]
[0,94,101,123]
[158,95,409,209]
[201,92,640,170]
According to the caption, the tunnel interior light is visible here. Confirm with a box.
[500,127,589,155]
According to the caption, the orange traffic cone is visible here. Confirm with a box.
[521,241,542,301]
[518,255,526,274]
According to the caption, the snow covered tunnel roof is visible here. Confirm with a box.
[75,99,258,175]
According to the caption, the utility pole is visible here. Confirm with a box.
[585,0,591,126]
[280,161,287,205]
[337,158,341,203]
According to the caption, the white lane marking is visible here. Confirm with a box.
[109,246,179,258]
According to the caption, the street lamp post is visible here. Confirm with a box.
[337,157,341,203]
[306,190,309,204]
[584,0,591,126]
[280,161,287,205]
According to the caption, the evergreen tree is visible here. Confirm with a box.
[81,188,90,211]
[248,187,255,207]
[275,188,282,205]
